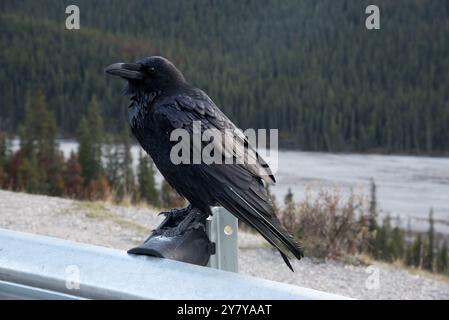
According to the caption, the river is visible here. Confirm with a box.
[12,139,449,234]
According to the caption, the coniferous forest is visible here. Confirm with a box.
[1,0,449,153]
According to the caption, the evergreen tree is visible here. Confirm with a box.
[104,135,120,187]
[436,242,448,274]
[77,117,95,186]
[280,188,296,233]
[368,178,378,230]
[368,178,379,255]
[284,188,294,206]
[374,214,392,261]
[114,126,135,202]
[137,151,159,206]
[86,96,104,175]
[412,234,424,269]
[17,90,61,195]
[19,94,37,160]
[121,125,135,199]
[404,218,414,266]
[47,150,65,197]
[389,216,405,261]
[78,96,105,186]
[426,208,435,271]
[405,242,414,267]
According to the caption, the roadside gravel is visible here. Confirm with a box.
[1,190,448,299]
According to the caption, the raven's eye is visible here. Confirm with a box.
[148,66,156,74]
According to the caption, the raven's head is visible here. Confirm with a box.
[105,56,186,95]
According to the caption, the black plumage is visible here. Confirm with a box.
[105,56,303,270]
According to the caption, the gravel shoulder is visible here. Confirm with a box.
[0,190,448,300]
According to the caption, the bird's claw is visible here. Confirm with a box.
[157,204,193,217]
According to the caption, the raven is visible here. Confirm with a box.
[105,56,303,270]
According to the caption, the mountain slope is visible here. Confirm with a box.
[1,0,448,153]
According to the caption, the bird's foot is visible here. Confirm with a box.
[162,207,208,237]
[128,205,213,266]
[152,205,208,238]
[157,204,192,221]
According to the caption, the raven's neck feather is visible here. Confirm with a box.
[132,90,162,108]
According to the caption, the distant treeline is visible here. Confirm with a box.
[1,1,449,153]
[0,90,184,208]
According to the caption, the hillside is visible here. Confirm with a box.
[1,0,449,152]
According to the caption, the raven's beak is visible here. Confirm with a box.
[105,62,145,80]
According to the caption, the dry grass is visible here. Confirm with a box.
[74,201,148,233]
[278,187,373,260]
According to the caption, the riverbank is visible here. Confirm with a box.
[10,139,449,234]
[0,189,448,299]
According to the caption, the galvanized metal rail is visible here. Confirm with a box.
[207,207,239,273]
[0,227,349,300]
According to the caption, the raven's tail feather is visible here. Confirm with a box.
[219,185,303,271]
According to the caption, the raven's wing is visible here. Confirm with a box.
[172,89,275,185]
[154,89,303,269]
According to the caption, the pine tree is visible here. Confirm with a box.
[426,208,435,271]
[137,151,159,206]
[405,242,414,267]
[86,96,104,176]
[374,214,392,261]
[78,96,105,187]
[18,90,61,195]
[113,126,135,202]
[436,242,448,274]
[47,150,65,197]
[368,178,379,255]
[104,135,120,187]
[368,178,378,231]
[280,188,296,233]
[121,125,135,200]
[78,117,95,186]
[412,234,424,269]
[19,93,37,160]
[389,216,405,261]
[404,218,414,266]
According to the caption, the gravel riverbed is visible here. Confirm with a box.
[0,190,448,300]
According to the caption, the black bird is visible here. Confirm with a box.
[105,56,303,270]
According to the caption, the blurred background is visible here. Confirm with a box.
[0,0,448,298]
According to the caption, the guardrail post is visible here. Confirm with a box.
[206,207,239,273]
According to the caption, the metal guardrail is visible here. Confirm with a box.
[207,207,239,273]
[0,227,349,300]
